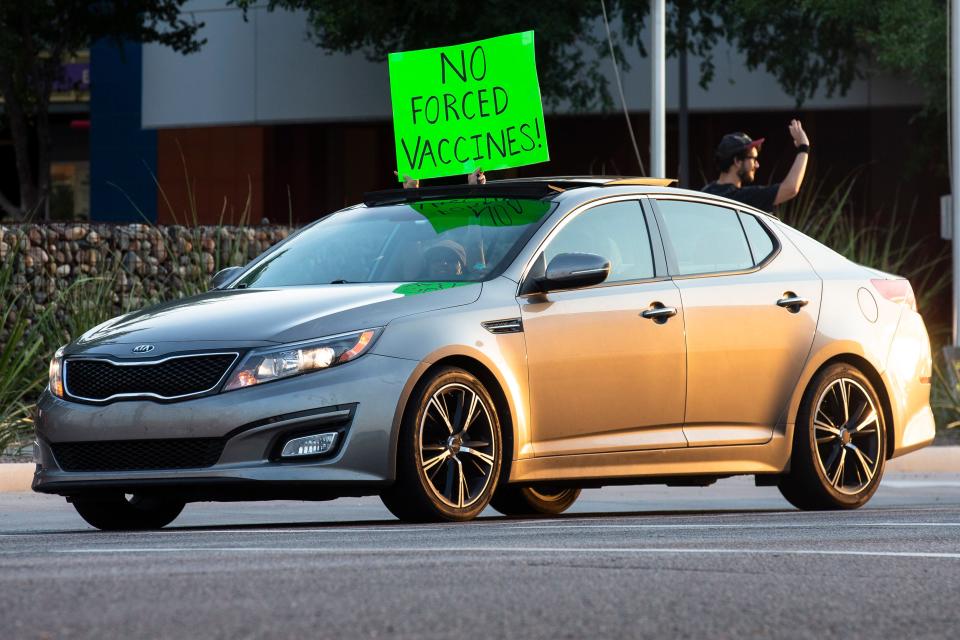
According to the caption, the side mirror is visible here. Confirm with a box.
[211,266,243,290]
[525,252,610,294]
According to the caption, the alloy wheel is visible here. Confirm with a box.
[418,382,497,509]
[813,377,882,495]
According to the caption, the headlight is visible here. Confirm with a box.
[223,328,381,391]
[49,346,66,398]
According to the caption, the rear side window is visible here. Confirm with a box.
[655,200,753,275]
[738,212,776,264]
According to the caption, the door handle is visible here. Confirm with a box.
[776,293,809,312]
[641,303,677,323]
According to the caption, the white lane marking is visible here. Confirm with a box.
[5,521,960,538]
[0,526,445,537]
[509,522,960,531]
[24,546,960,560]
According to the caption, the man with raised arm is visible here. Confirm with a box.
[702,120,810,213]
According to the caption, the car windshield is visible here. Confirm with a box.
[233,197,555,287]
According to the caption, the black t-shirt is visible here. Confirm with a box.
[701,182,780,213]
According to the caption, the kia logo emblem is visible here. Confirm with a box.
[132,344,155,354]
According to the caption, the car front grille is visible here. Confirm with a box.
[63,354,238,401]
[51,438,226,472]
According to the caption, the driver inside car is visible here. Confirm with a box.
[422,239,468,280]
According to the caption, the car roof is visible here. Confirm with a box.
[362,176,776,220]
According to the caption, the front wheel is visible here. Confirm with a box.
[381,367,502,522]
[71,493,185,530]
[778,363,886,510]
[490,485,581,517]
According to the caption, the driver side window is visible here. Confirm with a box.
[542,200,654,283]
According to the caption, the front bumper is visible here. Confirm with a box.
[33,354,421,498]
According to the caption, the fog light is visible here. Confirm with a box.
[280,432,338,458]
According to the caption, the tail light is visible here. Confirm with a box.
[870,279,917,312]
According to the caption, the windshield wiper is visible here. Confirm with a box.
[329,279,352,284]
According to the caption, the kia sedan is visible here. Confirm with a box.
[33,178,935,529]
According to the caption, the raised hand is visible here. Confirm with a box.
[789,119,810,147]
[468,168,486,185]
[394,171,419,189]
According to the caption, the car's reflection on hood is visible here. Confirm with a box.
[75,282,483,348]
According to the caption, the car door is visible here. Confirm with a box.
[519,198,688,457]
[651,197,822,446]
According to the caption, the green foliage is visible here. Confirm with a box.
[231,0,625,111]
[0,241,47,451]
[619,0,727,88]
[232,1,945,115]
[726,1,945,109]
[0,1,206,218]
[721,1,947,174]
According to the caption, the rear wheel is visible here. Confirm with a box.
[71,493,185,530]
[381,367,502,522]
[778,363,886,510]
[490,485,581,517]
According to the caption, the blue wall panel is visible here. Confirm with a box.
[90,41,157,222]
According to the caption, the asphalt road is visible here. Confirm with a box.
[3,475,960,639]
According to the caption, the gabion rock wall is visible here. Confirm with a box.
[1,223,292,312]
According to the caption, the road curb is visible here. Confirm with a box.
[0,463,34,492]
[0,447,957,493]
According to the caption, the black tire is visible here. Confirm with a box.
[71,494,185,531]
[778,363,886,510]
[490,485,581,517]
[381,367,502,522]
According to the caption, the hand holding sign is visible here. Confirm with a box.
[389,31,550,182]
[467,168,486,185]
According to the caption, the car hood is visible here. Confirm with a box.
[70,282,482,354]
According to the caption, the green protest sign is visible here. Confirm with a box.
[388,31,549,182]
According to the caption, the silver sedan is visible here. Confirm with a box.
[34,178,935,528]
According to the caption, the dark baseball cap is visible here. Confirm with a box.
[716,132,765,159]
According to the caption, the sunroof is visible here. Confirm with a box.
[363,179,601,207]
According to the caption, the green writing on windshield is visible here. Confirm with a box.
[410,198,552,234]
[389,31,550,181]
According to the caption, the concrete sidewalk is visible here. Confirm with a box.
[1,446,956,493]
